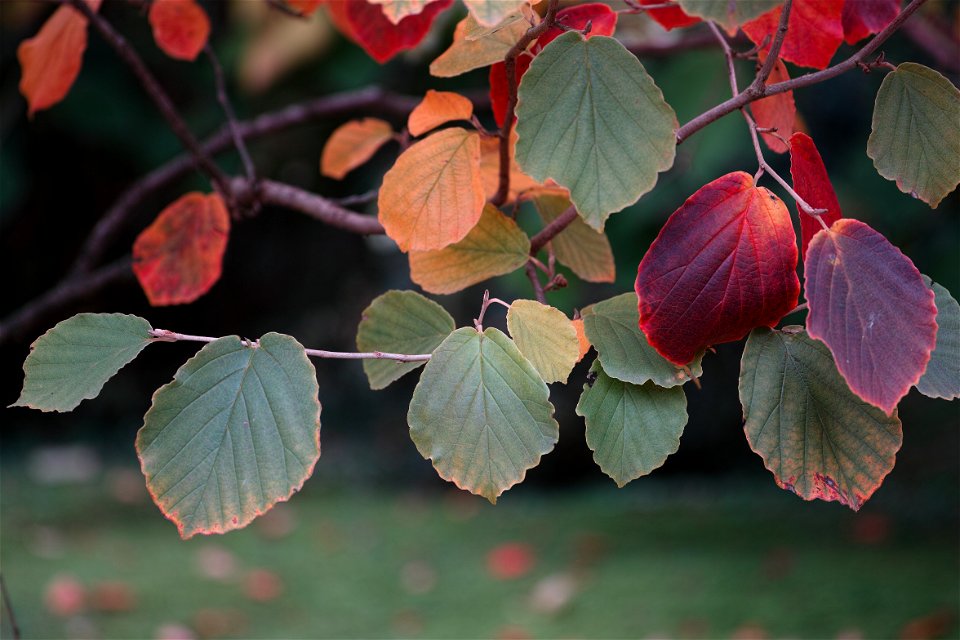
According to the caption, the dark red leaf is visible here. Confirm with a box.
[750,54,795,154]
[148,0,210,62]
[635,172,800,365]
[637,0,700,30]
[486,542,535,580]
[805,219,938,413]
[788,132,843,259]
[742,0,843,70]
[325,0,453,64]
[842,0,899,44]
[489,54,532,128]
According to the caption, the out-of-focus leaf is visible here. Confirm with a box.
[320,118,394,179]
[742,0,843,70]
[325,0,452,63]
[430,12,531,78]
[149,0,210,62]
[916,276,960,400]
[367,0,433,24]
[842,0,899,44]
[675,0,780,35]
[533,194,614,283]
[751,55,795,154]
[463,0,531,27]
[788,132,844,259]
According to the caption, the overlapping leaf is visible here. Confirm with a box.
[740,328,902,511]
[515,32,677,230]
[320,118,393,179]
[637,0,700,30]
[430,12,531,78]
[676,0,779,35]
[842,0,899,44]
[571,318,591,362]
[742,0,843,70]
[636,172,799,366]
[12,313,153,412]
[325,0,452,63]
[479,132,547,201]
[916,277,960,400]
[137,333,321,538]
[368,0,433,24]
[577,361,687,487]
[533,195,614,284]
[788,132,843,259]
[805,219,937,414]
[751,55,795,154]
[356,290,455,390]
[407,327,559,503]
[463,0,531,27]
[148,0,210,62]
[506,300,580,384]
[867,63,960,209]
[407,90,473,137]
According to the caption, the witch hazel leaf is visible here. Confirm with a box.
[534,194,615,284]
[506,300,580,384]
[12,313,153,413]
[842,0,899,45]
[636,172,800,366]
[137,333,320,539]
[149,0,211,62]
[916,277,960,401]
[805,219,938,414]
[675,0,780,35]
[637,0,700,30]
[577,360,688,488]
[367,0,434,25]
[463,0,532,28]
[788,132,843,259]
[430,12,531,78]
[742,0,843,70]
[407,90,473,137]
[740,328,902,511]
[751,55,795,154]
[326,0,453,64]
[479,131,548,202]
[320,118,394,180]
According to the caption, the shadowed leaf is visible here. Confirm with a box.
[534,194,615,283]
[479,131,550,201]
[368,0,433,24]
[507,300,580,384]
[571,318,591,362]
[842,0,899,44]
[751,55,795,154]
[407,90,473,137]
[430,12,530,78]
[742,0,843,70]
[320,118,393,179]
[325,0,452,63]
[788,132,843,259]
[464,0,531,27]
[637,0,700,30]
[149,0,211,62]
[916,277,960,400]
[676,0,779,35]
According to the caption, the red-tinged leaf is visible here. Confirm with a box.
[742,1,843,70]
[325,0,453,63]
[539,3,618,48]
[805,219,938,414]
[637,0,700,30]
[788,132,844,260]
[17,0,102,118]
[635,172,800,365]
[489,54,532,128]
[842,0,899,44]
[149,0,211,62]
[750,54,795,154]
[133,192,230,306]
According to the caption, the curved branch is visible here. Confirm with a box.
[242,179,385,235]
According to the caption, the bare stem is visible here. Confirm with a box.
[530,204,578,253]
[204,45,257,185]
[525,262,548,304]
[0,574,21,640]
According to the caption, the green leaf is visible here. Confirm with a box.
[137,333,321,538]
[506,299,580,384]
[917,276,960,400]
[515,32,677,231]
[581,293,702,388]
[407,327,559,503]
[533,194,615,283]
[576,360,687,487]
[867,62,960,209]
[12,313,154,412]
[356,290,455,390]
[739,327,902,511]
[676,0,781,34]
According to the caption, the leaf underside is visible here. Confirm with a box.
[506,299,580,384]
[916,277,960,400]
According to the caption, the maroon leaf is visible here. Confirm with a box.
[636,0,700,30]
[805,219,938,413]
[842,0,899,45]
[635,172,800,365]
[325,0,453,64]
[788,132,843,259]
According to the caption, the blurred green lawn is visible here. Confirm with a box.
[2,460,957,639]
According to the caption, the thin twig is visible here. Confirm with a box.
[0,574,20,640]
[748,0,793,93]
[204,45,257,185]
[331,189,379,207]
[525,262,548,304]
[235,178,384,235]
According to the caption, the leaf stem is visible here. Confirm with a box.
[204,45,257,187]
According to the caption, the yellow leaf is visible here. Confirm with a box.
[379,127,485,252]
[409,204,530,294]
[429,12,532,78]
[534,194,615,283]
[506,300,580,384]
[367,0,433,25]
[408,90,474,137]
[320,118,394,180]
[464,0,533,27]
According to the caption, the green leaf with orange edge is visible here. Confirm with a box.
[12,313,153,413]
[356,290,455,390]
[378,127,484,252]
[137,333,320,539]
[916,276,960,400]
[534,194,614,283]
[515,32,677,231]
[577,360,687,487]
[408,204,530,294]
[676,0,780,35]
[407,327,558,503]
[506,300,580,384]
[581,293,701,389]
[321,118,394,180]
[430,11,532,78]
[740,327,902,511]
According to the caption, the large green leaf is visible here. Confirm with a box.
[916,276,960,400]
[577,360,687,487]
[739,327,902,511]
[506,299,580,384]
[533,194,615,283]
[676,0,780,34]
[356,290,455,390]
[581,293,702,388]
[137,333,321,538]
[407,327,558,503]
[12,313,153,412]
[515,32,677,231]
[867,63,960,208]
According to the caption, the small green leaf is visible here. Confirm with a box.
[581,293,702,388]
[506,299,580,384]
[577,360,687,487]
[533,194,615,283]
[676,0,781,33]
[137,333,321,538]
[867,62,960,208]
[407,327,558,503]
[917,276,960,400]
[12,313,154,412]
[356,290,455,390]
[515,32,677,230]
[740,328,902,511]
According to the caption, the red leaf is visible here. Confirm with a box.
[148,0,211,62]
[325,0,453,64]
[842,0,899,44]
[133,192,230,306]
[489,54,532,128]
[805,219,938,414]
[17,0,102,118]
[486,542,535,580]
[750,54,795,154]
[635,172,800,365]
[788,132,843,259]
[637,0,700,30]
[287,0,324,16]
[742,1,843,70]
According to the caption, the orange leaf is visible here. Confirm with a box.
[17,0,102,118]
[133,192,230,306]
[407,90,474,137]
[149,0,211,62]
[750,55,795,154]
[320,118,394,179]
[571,318,590,362]
[378,127,484,252]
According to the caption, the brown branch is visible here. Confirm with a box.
[530,204,578,254]
[238,179,385,235]
[625,29,739,58]
[525,262,548,304]
[747,0,792,93]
